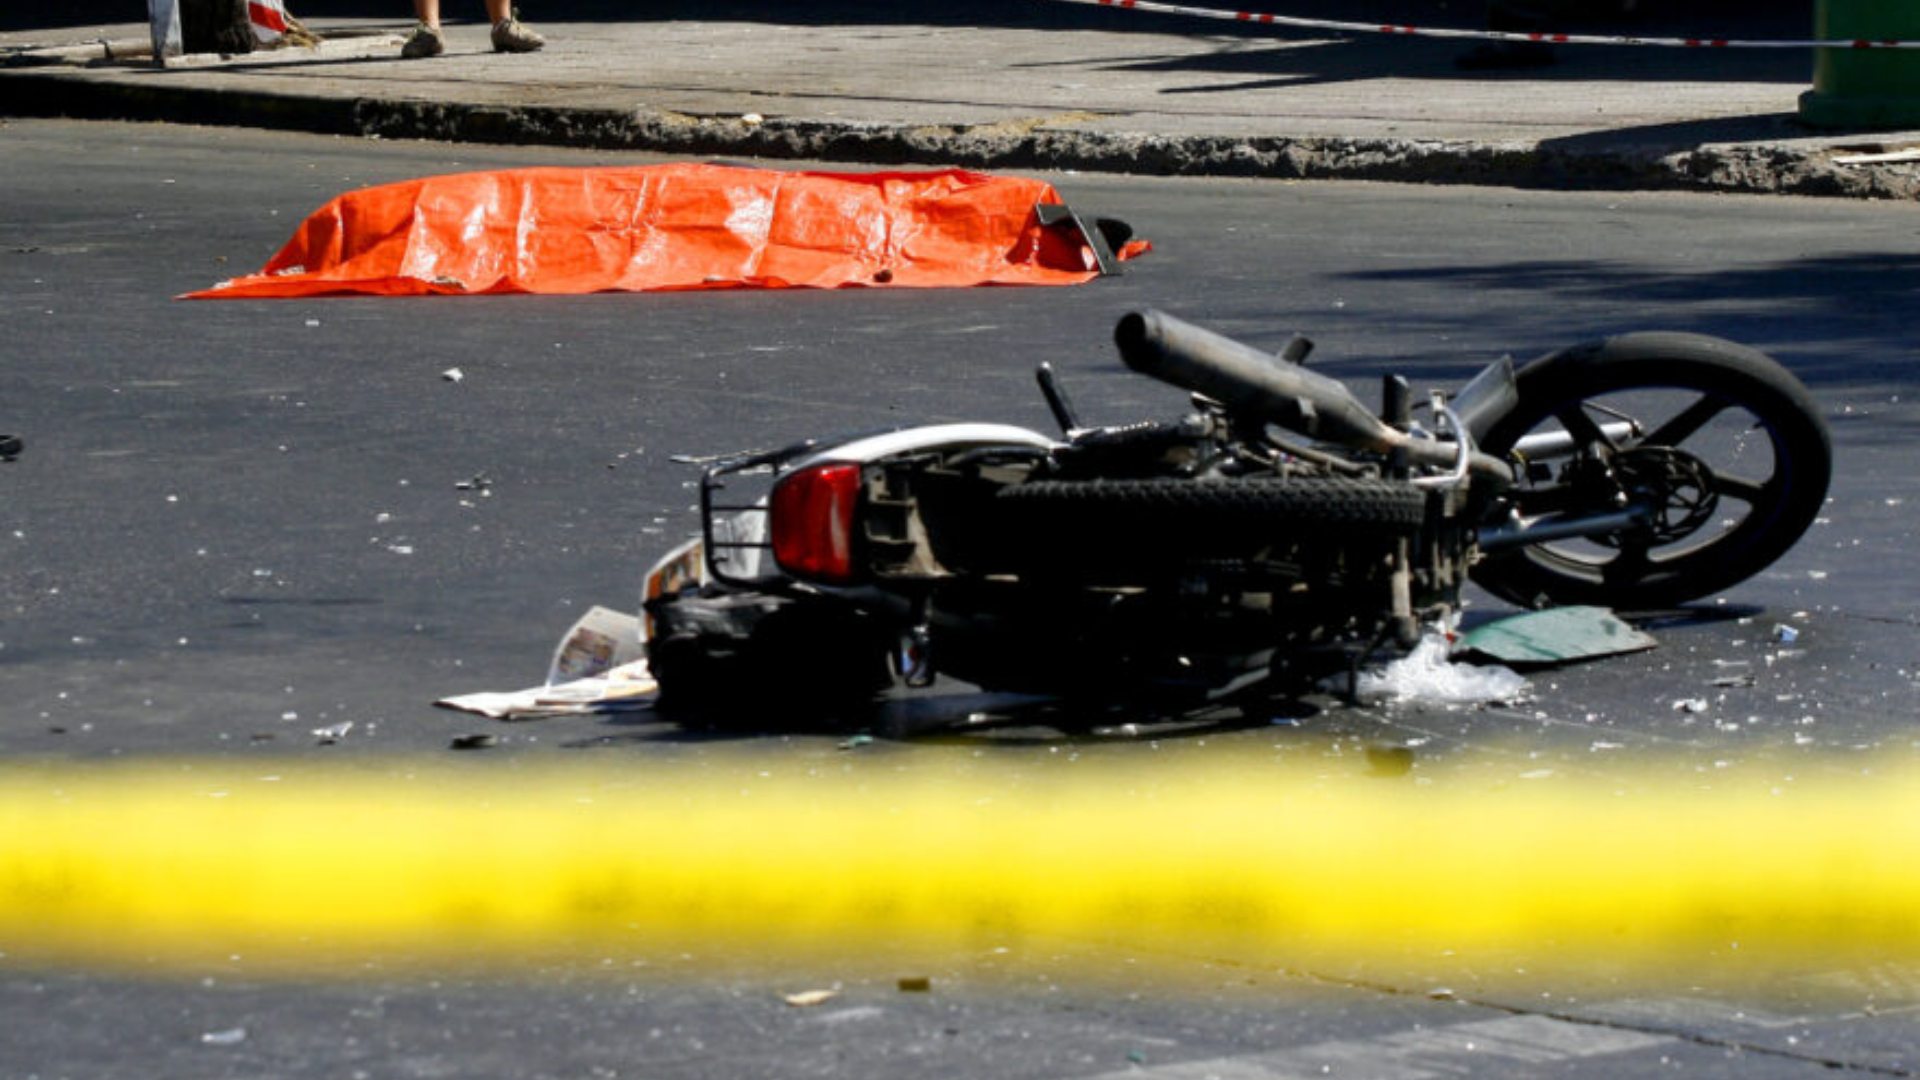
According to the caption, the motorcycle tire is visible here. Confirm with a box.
[1471,332,1831,611]
[996,475,1427,538]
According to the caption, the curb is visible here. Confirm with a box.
[4,68,1916,201]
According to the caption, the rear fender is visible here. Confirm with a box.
[698,424,1060,591]
[788,423,1059,469]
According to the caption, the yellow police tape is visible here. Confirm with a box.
[3,752,1917,981]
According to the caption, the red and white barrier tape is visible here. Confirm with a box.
[1058,0,1920,49]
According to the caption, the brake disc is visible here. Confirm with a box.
[1596,446,1719,548]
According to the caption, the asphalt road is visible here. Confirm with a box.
[5,117,1920,1078]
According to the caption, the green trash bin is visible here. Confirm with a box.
[1798,0,1920,129]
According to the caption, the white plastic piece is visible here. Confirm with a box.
[1355,632,1529,706]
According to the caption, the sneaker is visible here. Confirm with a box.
[400,22,444,59]
[491,15,545,53]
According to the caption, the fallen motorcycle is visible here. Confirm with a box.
[641,310,1831,717]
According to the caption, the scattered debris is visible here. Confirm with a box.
[1459,606,1655,666]
[1773,623,1801,645]
[453,472,492,494]
[1353,633,1528,707]
[783,989,839,1007]
[1365,745,1416,777]
[312,720,354,745]
[1672,698,1709,714]
[441,367,464,383]
[838,734,875,751]
[200,1027,248,1046]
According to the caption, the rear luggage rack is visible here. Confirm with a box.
[699,444,801,589]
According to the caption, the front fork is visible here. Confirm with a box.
[1388,534,1421,649]
[1382,377,1461,650]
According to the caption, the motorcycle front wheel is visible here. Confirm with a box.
[1472,332,1831,610]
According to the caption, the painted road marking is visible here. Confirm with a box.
[1083,1013,1672,1079]
[1083,982,1920,1080]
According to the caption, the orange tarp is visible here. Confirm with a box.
[185,165,1147,299]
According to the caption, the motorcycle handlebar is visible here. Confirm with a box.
[1113,309,1510,483]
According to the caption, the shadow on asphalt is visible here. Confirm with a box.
[1068,33,1807,92]
[1536,112,1820,151]
[7,0,1815,104]
[9,0,1813,56]
[561,686,1322,746]
[1337,252,1920,394]
[552,602,1794,749]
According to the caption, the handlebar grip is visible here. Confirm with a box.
[1113,309,1398,451]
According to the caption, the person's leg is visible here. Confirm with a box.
[402,0,445,56]
[487,0,545,52]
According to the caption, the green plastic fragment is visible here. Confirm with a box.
[1460,606,1656,666]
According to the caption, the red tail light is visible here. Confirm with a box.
[770,461,863,585]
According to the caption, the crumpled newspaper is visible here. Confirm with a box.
[435,606,657,720]
[435,658,658,721]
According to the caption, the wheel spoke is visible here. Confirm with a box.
[1713,472,1769,505]
[1554,404,1615,453]
[1601,540,1653,586]
[1643,393,1730,450]
[1476,343,1829,610]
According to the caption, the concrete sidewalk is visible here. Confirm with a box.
[3,9,1918,198]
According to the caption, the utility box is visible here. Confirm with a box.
[1799,0,1920,129]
